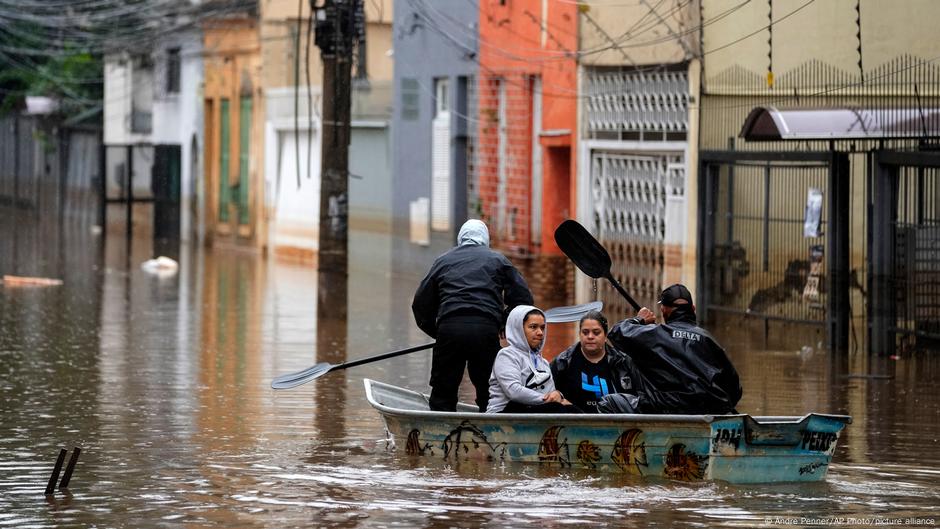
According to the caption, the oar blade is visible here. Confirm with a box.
[269,342,435,390]
[271,362,334,390]
[544,300,603,323]
[554,220,612,278]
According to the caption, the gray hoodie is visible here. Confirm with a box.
[456,219,490,247]
[486,305,556,413]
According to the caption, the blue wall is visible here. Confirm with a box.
[391,0,479,273]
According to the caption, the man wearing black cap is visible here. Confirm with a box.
[598,283,742,415]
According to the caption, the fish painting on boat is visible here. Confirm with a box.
[364,379,851,484]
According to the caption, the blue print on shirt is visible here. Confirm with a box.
[581,372,610,399]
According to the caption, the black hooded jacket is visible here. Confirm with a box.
[411,245,533,338]
[606,308,742,414]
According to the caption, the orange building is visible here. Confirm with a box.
[474,0,578,298]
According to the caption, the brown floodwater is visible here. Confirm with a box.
[1,208,939,528]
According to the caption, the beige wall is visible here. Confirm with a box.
[363,22,393,81]
[258,0,393,259]
[260,0,391,22]
[578,1,699,66]
[260,0,393,90]
[703,0,940,94]
[692,0,940,324]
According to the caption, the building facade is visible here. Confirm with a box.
[202,15,264,248]
[698,0,940,353]
[152,31,205,244]
[473,0,579,303]
[391,0,479,271]
[575,1,701,314]
[260,0,394,262]
[103,25,205,248]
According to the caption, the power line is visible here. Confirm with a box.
[405,0,924,105]
[0,0,255,57]
[0,0,257,110]
[704,0,814,57]
[409,0,745,66]
[706,52,940,111]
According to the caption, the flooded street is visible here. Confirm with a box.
[1,211,939,528]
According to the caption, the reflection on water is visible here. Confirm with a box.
[1,206,938,527]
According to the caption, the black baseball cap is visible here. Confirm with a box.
[659,284,693,307]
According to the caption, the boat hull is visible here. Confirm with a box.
[365,379,851,484]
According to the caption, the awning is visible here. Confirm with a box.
[539,129,572,147]
[740,106,940,141]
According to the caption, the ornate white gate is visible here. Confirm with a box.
[588,150,686,316]
[581,68,690,316]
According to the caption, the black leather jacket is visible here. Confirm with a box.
[607,309,742,414]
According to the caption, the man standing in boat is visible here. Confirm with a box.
[412,219,534,412]
[600,284,742,415]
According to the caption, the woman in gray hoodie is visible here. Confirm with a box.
[486,305,582,414]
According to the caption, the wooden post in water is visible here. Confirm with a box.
[45,449,67,496]
[59,447,81,490]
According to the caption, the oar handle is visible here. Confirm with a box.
[606,272,641,312]
[334,342,435,371]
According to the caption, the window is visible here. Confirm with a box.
[166,48,181,94]
[434,77,449,115]
[131,54,154,133]
[219,99,230,222]
[401,78,419,120]
[431,77,451,231]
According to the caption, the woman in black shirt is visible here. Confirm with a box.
[549,311,643,413]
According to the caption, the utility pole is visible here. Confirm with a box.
[311,0,359,442]
[312,0,357,356]
[314,0,356,285]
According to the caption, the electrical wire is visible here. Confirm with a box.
[0,0,257,112]
[294,0,303,189]
[404,0,816,101]
[0,0,255,57]
[704,0,814,57]
[305,2,314,183]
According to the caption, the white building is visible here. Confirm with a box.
[102,29,204,243]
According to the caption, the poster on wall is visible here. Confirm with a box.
[802,245,825,303]
[804,187,823,238]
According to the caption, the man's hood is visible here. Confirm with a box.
[457,219,490,247]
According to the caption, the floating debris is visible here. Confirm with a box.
[1,275,64,287]
[141,256,179,277]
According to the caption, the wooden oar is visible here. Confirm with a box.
[270,301,603,390]
[554,219,641,311]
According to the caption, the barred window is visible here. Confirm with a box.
[166,48,181,94]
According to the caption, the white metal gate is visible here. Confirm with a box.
[581,67,690,316]
[588,150,686,315]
